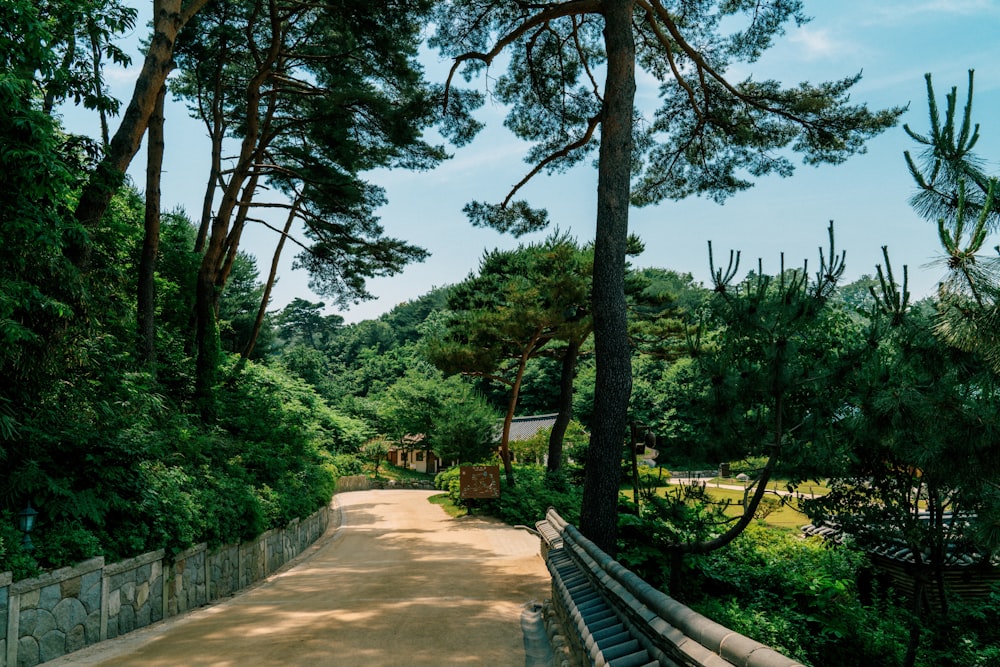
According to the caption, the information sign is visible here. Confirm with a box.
[459,465,501,499]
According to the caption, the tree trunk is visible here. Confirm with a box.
[194,240,224,413]
[192,2,280,400]
[71,0,209,269]
[242,198,299,360]
[194,8,230,253]
[499,338,541,487]
[547,337,581,473]
[137,83,167,369]
[193,194,235,405]
[216,172,261,300]
[579,0,636,557]
[91,31,110,148]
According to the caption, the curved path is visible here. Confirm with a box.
[48,490,550,666]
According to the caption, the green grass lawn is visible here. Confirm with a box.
[701,486,812,529]
[427,493,468,518]
[630,476,829,529]
[371,463,436,483]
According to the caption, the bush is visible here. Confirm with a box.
[637,465,671,487]
[726,456,769,477]
[915,585,1000,667]
[434,464,583,526]
[686,524,906,667]
[434,464,463,494]
[137,461,202,554]
[0,511,40,580]
[33,521,103,570]
[493,466,583,526]
[331,453,364,477]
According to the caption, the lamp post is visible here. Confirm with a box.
[18,502,38,552]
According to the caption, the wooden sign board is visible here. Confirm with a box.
[459,465,501,499]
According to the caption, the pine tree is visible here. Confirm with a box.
[904,71,1000,371]
[432,0,902,552]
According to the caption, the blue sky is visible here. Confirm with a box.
[61,0,1000,322]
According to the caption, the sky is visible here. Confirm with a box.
[60,0,1000,323]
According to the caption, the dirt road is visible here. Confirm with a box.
[48,490,550,666]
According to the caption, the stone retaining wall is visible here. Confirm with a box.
[1,502,332,667]
[335,475,371,493]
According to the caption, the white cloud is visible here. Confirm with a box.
[105,64,139,87]
[788,27,847,61]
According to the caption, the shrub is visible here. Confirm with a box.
[0,511,40,580]
[33,521,103,570]
[137,461,202,554]
[435,464,583,526]
[433,464,466,502]
[686,524,907,667]
[331,453,365,477]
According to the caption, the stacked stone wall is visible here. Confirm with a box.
[2,558,103,667]
[207,544,240,601]
[334,474,373,492]
[103,551,164,640]
[1,502,332,667]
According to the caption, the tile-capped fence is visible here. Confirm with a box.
[2,502,332,667]
[536,507,805,667]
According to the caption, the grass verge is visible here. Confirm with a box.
[428,493,467,518]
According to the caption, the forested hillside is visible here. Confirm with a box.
[3,2,1000,665]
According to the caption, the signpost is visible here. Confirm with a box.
[459,465,501,499]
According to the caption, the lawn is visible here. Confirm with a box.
[634,476,830,529]
[371,462,436,483]
[702,486,813,529]
[427,493,468,518]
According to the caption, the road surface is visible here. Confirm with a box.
[48,490,550,666]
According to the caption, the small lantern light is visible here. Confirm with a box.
[18,502,38,552]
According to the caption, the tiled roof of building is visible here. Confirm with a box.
[802,515,998,567]
[505,414,559,441]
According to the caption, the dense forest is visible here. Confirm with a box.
[3,1,1000,665]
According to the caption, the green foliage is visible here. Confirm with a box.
[25,0,136,115]
[434,465,462,495]
[0,350,346,571]
[803,302,1000,620]
[428,232,592,385]
[137,462,205,553]
[359,438,391,477]
[0,511,41,580]
[173,0,477,311]
[686,524,1000,666]
[331,454,364,477]
[0,70,86,395]
[218,252,274,358]
[432,1,901,226]
[726,456,770,477]
[617,485,732,587]
[510,421,588,465]
[275,298,341,349]
[635,465,671,489]
[618,496,1000,666]
[377,368,498,463]
[34,521,104,569]
[434,464,583,526]
[915,586,1000,667]
[688,524,906,667]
